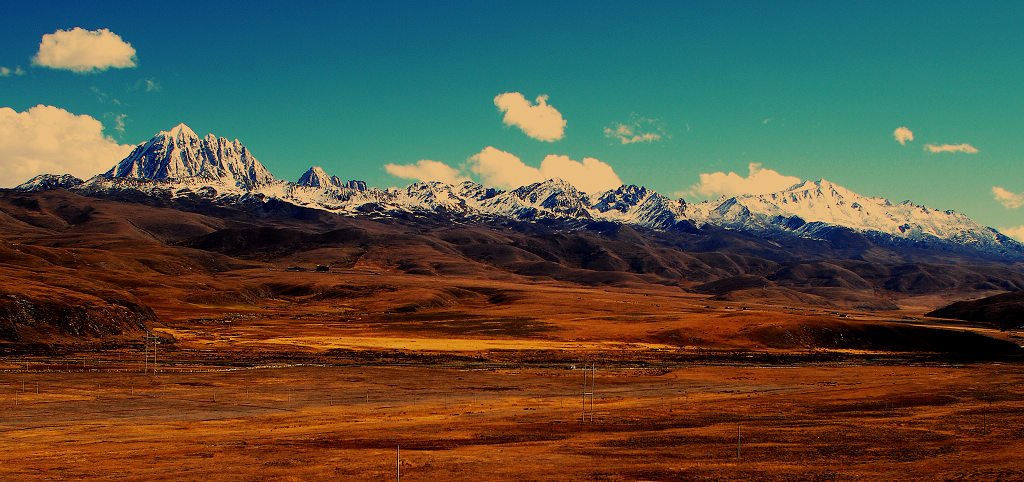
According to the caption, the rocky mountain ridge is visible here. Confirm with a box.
[14,124,1024,261]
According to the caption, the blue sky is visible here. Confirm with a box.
[1,1,1022,235]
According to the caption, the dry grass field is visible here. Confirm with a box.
[2,268,1024,480]
[2,190,1024,479]
[2,363,1023,480]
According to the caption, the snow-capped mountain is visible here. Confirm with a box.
[296,166,342,189]
[592,185,685,229]
[683,180,1020,255]
[106,124,275,189]
[15,174,84,192]
[490,179,593,220]
[14,124,1024,260]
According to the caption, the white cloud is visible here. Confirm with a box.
[685,163,802,198]
[32,27,136,73]
[494,92,566,142]
[893,126,913,145]
[0,105,135,187]
[384,159,468,184]
[384,147,625,193]
[15,66,24,75]
[0,67,9,77]
[466,146,621,193]
[924,143,978,154]
[145,79,160,92]
[993,186,1024,209]
[604,115,665,145]
[1001,225,1024,242]
[468,146,543,189]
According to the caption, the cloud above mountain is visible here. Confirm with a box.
[385,147,622,193]
[494,92,566,142]
[0,105,135,187]
[924,143,978,154]
[468,146,543,189]
[32,28,136,73]
[468,147,621,193]
[993,186,1024,209]
[384,159,468,184]
[893,126,913,145]
[685,162,802,198]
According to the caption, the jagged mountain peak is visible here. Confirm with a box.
[297,166,340,188]
[593,184,650,208]
[162,123,198,142]
[513,178,582,197]
[505,179,592,218]
[105,124,274,189]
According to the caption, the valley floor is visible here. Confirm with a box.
[1,361,1023,480]
[3,266,1024,480]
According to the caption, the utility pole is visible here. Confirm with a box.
[737,424,742,458]
[582,364,596,422]
[144,332,159,374]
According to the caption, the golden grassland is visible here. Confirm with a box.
[2,270,1024,480]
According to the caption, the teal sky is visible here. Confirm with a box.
[1,1,1022,233]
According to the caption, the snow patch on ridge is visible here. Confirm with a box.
[18,124,1022,259]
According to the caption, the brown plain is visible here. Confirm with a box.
[1,190,1023,480]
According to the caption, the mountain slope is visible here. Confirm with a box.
[16,124,1024,262]
[928,290,1024,329]
[684,180,1024,259]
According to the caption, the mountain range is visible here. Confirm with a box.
[14,123,1024,261]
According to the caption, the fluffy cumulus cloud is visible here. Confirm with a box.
[893,126,914,145]
[992,186,1024,209]
[384,147,623,194]
[494,92,566,142]
[467,147,622,193]
[1001,225,1024,242]
[604,115,665,144]
[468,146,543,189]
[686,163,802,198]
[384,159,469,184]
[0,105,135,187]
[924,143,978,154]
[32,28,136,73]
